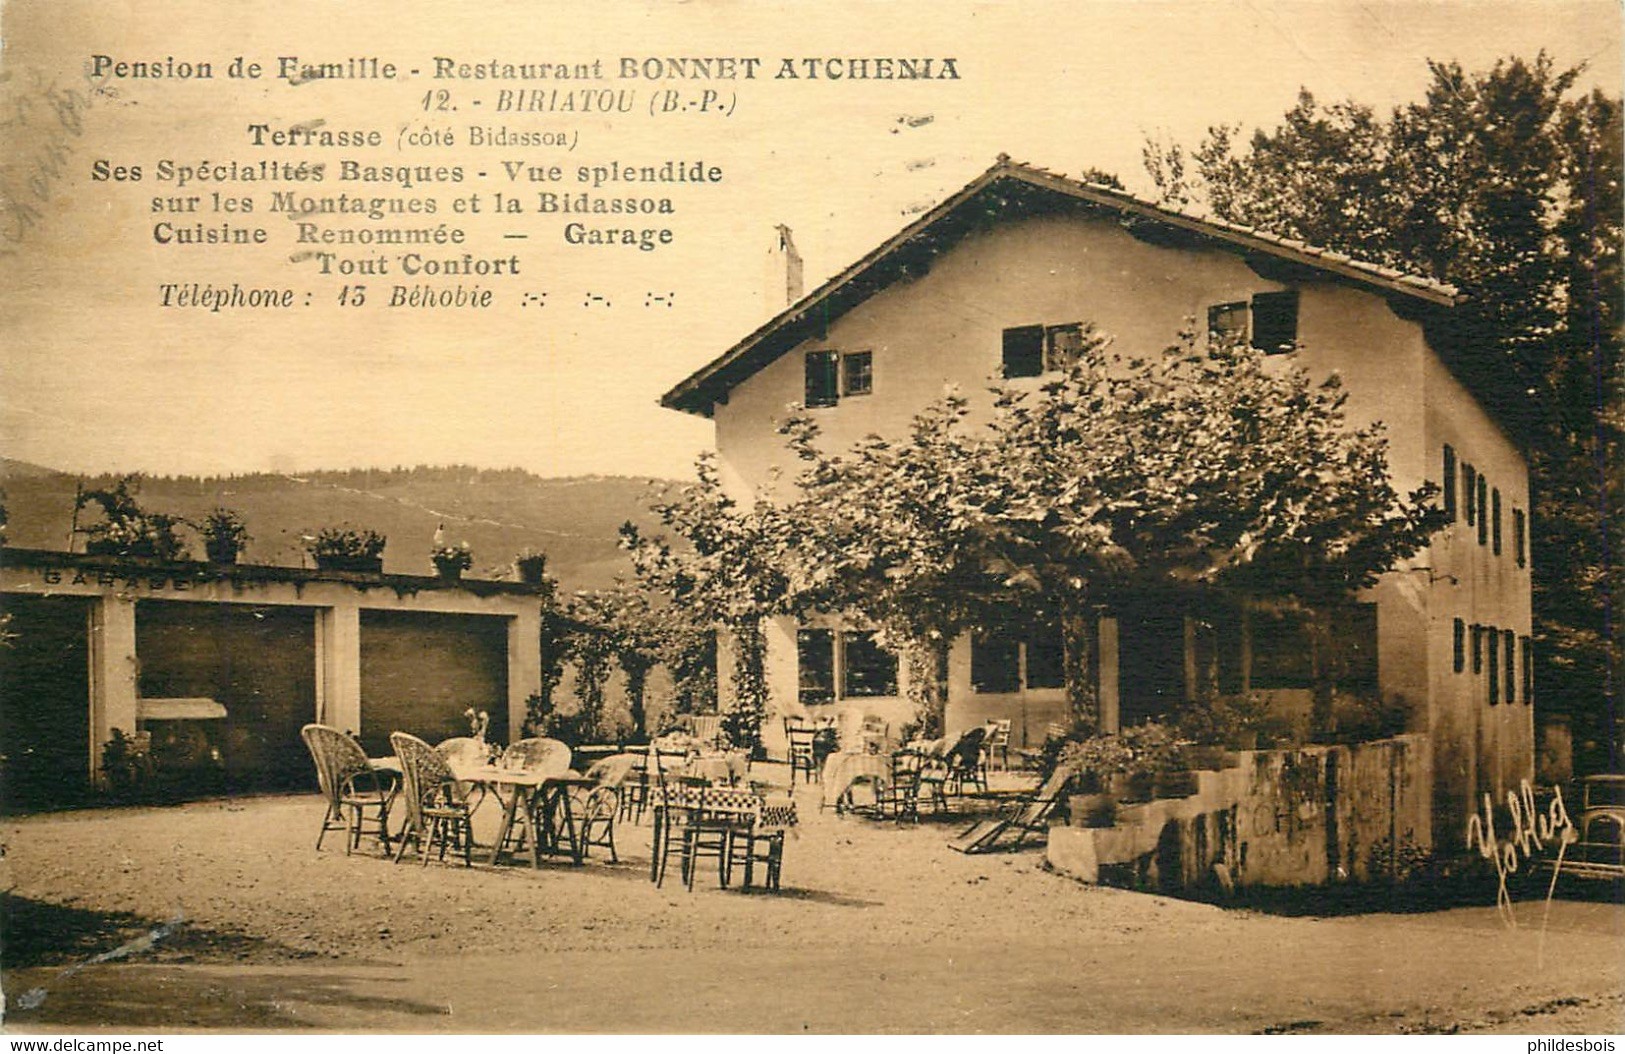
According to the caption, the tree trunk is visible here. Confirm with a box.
[623,659,650,739]
[904,634,951,738]
[1060,598,1099,732]
[1308,607,1335,741]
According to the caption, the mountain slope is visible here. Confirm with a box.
[0,460,679,591]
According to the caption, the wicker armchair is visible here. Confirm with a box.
[574,786,622,863]
[300,724,398,855]
[392,731,478,866]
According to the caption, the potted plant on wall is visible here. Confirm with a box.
[1057,733,1133,827]
[1119,722,1183,802]
[199,507,250,565]
[431,525,473,581]
[307,526,387,573]
[514,548,549,586]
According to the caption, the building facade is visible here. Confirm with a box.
[661,158,1534,848]
[0,547,546,808]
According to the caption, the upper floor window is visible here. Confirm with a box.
[1002,322,1084,378]
[1207,291,1299,353]
[804,349,874,407]
[843,351,873,396]
[1464,464,1477,526]
[1514,508,1527,568]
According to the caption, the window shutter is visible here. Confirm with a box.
[1503,630,1516,704]
[1250,291,1299,353]
[1464,465,1476,526]
[1514,509,1526,568]
[804,350,839,407]
[1443,445,1457,521]
[1488,625,1499,704]
[1477,475,1488,545]
[1452,618,1465,673]
[1492,488,1502,555]
[1002,325,1044,378]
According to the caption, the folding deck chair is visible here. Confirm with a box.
[947,762,1078,854]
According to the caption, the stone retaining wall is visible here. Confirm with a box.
[1047,734,1432,893]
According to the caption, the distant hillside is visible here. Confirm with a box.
[0,460,682,591]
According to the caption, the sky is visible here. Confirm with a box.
[2,0,1620,481]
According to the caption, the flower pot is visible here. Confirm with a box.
[433,561,464,582]
[1114,770,1157,803]
[204,539,240,565]
[1069,791,1118,828]
[515,557,548,585]
[315,554,383,574]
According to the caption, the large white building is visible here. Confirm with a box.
[660,158,1535,847]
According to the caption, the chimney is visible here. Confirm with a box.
[766,223,803,308]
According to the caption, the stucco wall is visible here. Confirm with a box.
[1421,346,1535,847]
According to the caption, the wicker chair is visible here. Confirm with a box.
[574,786,622,863]
[300,724,398,855]
[391,731,478,866]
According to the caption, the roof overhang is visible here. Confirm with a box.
[660,157,1467,419]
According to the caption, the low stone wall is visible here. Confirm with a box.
[1047,734,1431,893]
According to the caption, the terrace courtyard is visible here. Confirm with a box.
[1,776,1621,1035]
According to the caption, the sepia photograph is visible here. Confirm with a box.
[0,0,1620,1038]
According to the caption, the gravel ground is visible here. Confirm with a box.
[2,775,1621,1034]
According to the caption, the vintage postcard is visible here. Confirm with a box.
[1,0,1621,1039]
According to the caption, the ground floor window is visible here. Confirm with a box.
[970,619,1064,693]
[842,631,898,697]
[797,628,836,704]
[798,625,898,703]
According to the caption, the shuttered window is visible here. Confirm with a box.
[1443,445,1457,521]
[1503,630,1516,704]
[1492,488,1502,555]
[804,350,839,408]
[1250,291,1299,353]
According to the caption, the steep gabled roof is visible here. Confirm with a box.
[661,156,1468,418]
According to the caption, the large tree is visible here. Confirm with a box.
[1143,54,1623,767]
[783,326,1441,736]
